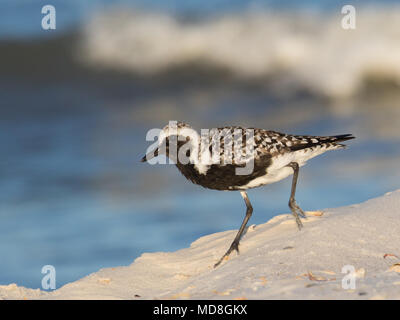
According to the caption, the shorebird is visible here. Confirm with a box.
[141,122,355,267]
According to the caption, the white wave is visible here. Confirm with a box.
[79,7,400,98]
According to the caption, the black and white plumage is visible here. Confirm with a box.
[141,122,355,267]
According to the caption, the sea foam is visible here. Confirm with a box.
[79,7,400,98]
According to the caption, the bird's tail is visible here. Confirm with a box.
[329,134,356,143]
[327,134,356,148]
[289,134,355,152]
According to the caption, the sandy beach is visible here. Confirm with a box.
[1,189,399,300]
[2,0,400,290]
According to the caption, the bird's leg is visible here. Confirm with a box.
[287,162,306,230]
[214,191,253,268]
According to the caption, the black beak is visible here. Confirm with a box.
[141,148,159,163]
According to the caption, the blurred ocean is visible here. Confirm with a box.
[1,0,400,289]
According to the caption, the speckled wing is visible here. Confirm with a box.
[208,126,258,166]
[205,127,354,166]
[253,130,355,157]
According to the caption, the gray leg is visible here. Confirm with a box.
[287,162,306,230]
[214,191,253,268]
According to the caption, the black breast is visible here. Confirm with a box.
[175,155,272,191]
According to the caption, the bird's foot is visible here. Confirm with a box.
[293,214,304,230]
[291,200,306,218]
[289,200,306,230]
[214,240,240,268]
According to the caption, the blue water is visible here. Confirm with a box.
[0,0,399,289]
[1,0,398,38]
[1,76,398,289]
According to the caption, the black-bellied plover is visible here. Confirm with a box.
[141,122,355,267]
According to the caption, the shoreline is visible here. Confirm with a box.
[1,190,400,300]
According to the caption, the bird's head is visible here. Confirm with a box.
[141,121,197,163]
